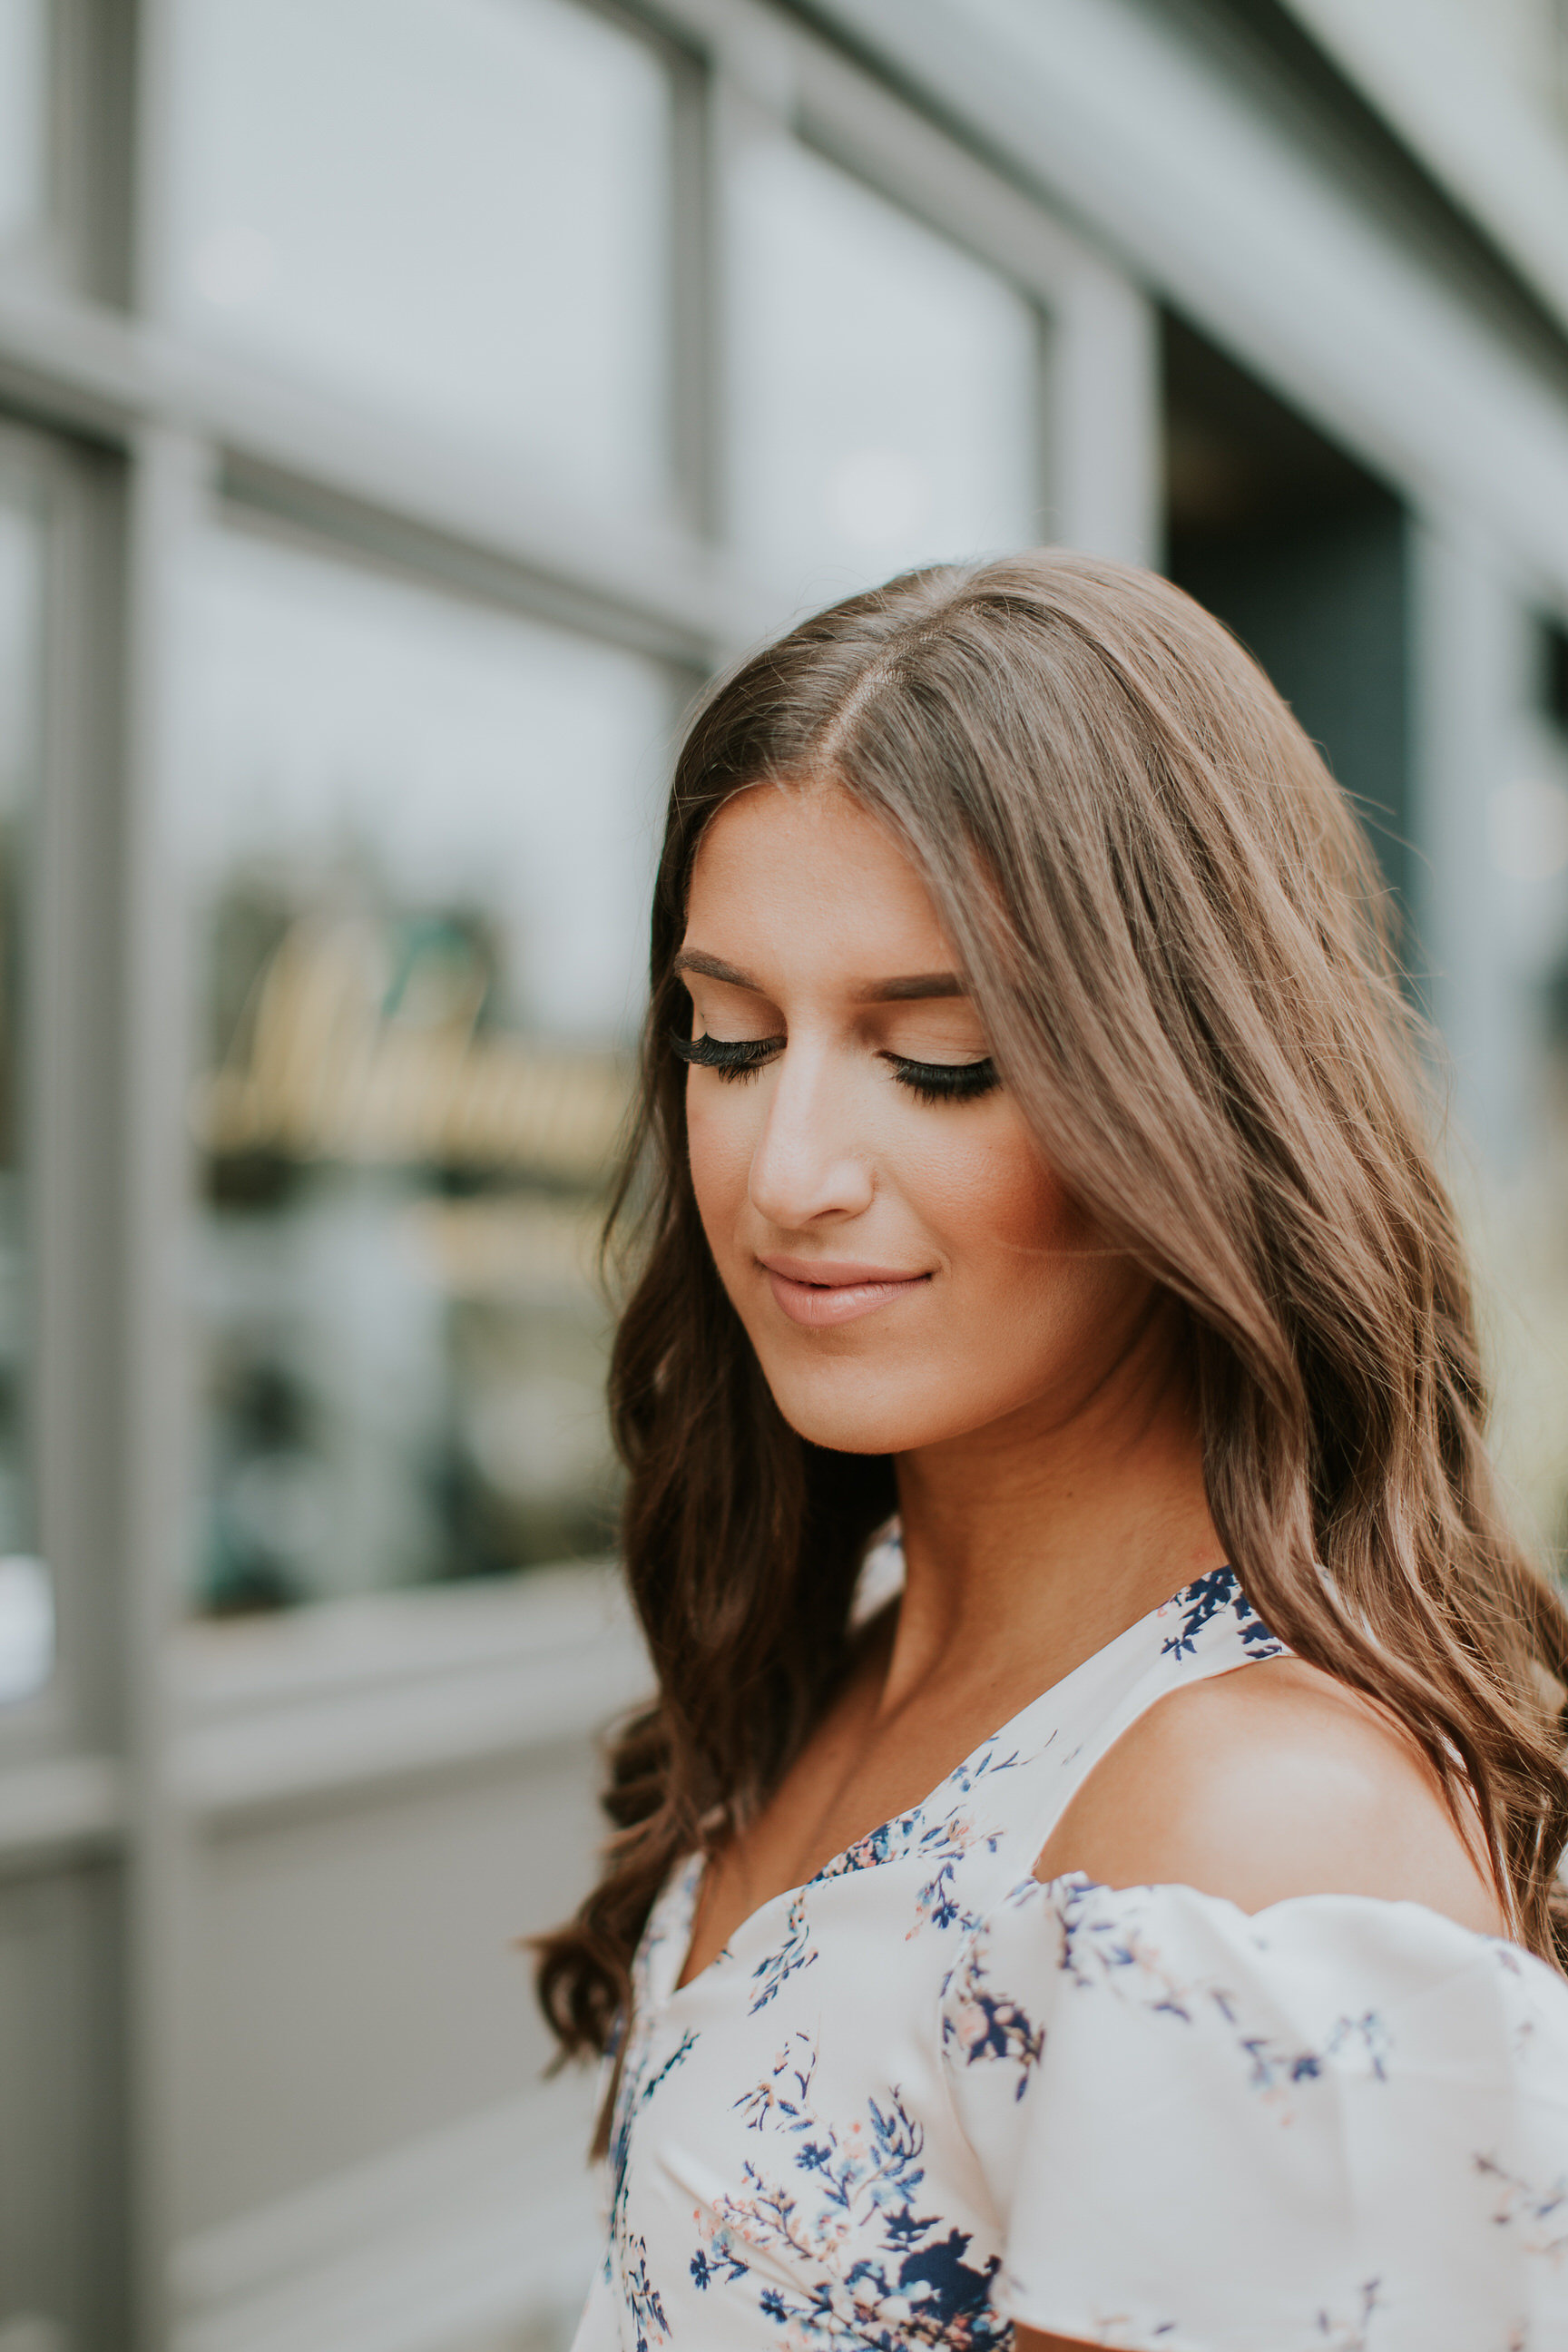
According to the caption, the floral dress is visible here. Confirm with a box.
[570,1552,1568,2352]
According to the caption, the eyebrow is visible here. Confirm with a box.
[672,950,966,1004]
[855,972,966,1004]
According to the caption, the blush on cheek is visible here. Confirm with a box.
[896,1106,1081,1268]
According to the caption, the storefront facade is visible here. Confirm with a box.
[3,2,1568,2346]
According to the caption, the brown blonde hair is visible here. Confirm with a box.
[537,549,1568,2068]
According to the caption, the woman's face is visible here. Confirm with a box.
[679,783,1158,1460]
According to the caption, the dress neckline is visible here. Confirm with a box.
[661,1563,1257,2004]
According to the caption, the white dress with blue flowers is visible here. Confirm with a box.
[572,1562,1568,2352]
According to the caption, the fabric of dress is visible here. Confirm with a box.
[570,1549,1568,2352]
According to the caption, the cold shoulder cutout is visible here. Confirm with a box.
[1031,1651,1507,1931]
[573,1543,1568,2352]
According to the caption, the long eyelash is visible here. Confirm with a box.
[670,1031,997,1102]
[670,1030,783,1082]
[886,1054,1000,1105]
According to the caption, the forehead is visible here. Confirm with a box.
[684,783,952,967]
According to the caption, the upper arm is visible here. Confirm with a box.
[1032,1656,1505,1933]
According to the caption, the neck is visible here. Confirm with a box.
[882,1296,1223,1719]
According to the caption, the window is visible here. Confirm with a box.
[1543,613,1568,737]
[0,499,36,1539]
[182,525,672,1610]
[0,484,42,1699]
[728,138,1041,606]
[168,0,677,516]
[0,0,49,255]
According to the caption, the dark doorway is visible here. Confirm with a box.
[1163,313,1411,915]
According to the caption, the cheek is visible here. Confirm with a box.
[685,1080,757,1250]
[897,1120,1147,1449]
[906,1105,1077,1264]
[908,1112,1131,1367]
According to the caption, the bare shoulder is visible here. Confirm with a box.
[1033,1656,1506,1934]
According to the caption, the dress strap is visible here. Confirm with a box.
[992,1567,1290,1871]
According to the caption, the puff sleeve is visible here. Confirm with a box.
[938,1872,1568,2352]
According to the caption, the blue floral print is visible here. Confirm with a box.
[573,1565,1568,2352]
[1158,1565,1284,1661]
[623,2235,671,2352]
[947,1872,1376,2118]
[712,2033,1005,2348]
[1475,2153,1568,2259]
[748,1894,818,2014]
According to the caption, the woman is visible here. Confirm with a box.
[540,552,1568,2350]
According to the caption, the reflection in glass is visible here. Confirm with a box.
[0,501,36,1615]
[183,529,671,1612]
[0,1553,51,1703]
[1468,633,1568,1578]
[0,0,48,251]
[169,0,674,513]
[729,140,1040,608]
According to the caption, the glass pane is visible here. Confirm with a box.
[169,0,673,514]
[729,141,1041,610]
[181,529,671,1612]
[1474,627,1568,1573]
[0,1553,51,1702]
[0,497,38,1667]
[0,0,48,250]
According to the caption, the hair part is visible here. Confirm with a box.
[535,550,1568,2104]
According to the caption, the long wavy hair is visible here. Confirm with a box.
[537,550,1568,2080]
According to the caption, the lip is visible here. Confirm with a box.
[759,1254,933,1329]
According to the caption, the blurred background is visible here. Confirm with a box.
[2,0,1568,2344]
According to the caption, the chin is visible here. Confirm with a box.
[757,1355,961,1457]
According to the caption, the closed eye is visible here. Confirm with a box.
[882,1053,999,1104]
[671,1032,999,1103]
[670,1030,783,1081]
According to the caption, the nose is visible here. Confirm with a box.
[747,1043,875,1230]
